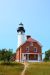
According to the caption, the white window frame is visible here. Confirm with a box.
[26,47,29,52]
[34,47,37,52]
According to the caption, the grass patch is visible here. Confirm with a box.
[25,62,50,75]
[0,62,50,75]
[0,62,24,75]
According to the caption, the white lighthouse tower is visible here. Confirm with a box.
[17,22,25,47]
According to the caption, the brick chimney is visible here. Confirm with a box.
[26,35,31,39]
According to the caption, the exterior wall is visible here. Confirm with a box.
[16,47,22,62]
[21,42,42,53]
[16,41,42,62]
[20,47,22,62]
[17,32,25,47]
[16,48,21,62]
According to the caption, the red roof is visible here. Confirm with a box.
[27,37,42,47]
[27,37,37,42]
[16,37,42,51]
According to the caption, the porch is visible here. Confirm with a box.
[21,53,42,62]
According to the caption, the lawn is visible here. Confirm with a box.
[25,62,50,75]
[0,62,50,75]
[0,62,24,75]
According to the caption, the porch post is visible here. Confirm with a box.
[38,54,41,61]
[28,54,29,61]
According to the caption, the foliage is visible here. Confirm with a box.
[0,49,13,62]
[44,49,50,61]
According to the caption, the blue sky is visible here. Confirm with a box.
[0,0,50,58]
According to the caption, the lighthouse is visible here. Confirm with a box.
[17,22,25,47]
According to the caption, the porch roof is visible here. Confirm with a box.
[22,53,43,54]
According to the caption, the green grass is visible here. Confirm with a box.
[0,62,24,75]
[25,62,50,75]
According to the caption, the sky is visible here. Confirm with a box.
[0,0,50,58]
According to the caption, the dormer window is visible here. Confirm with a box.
[26,47,29,52]
[34,47,37,52]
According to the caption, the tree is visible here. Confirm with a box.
[44,49,50,61]
[0,49,13,62]
[0,49,2,60]
[5,49,13,62]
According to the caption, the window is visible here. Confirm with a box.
[30,42,33,46]
[34,47,37,52]
[26,47,29,52]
